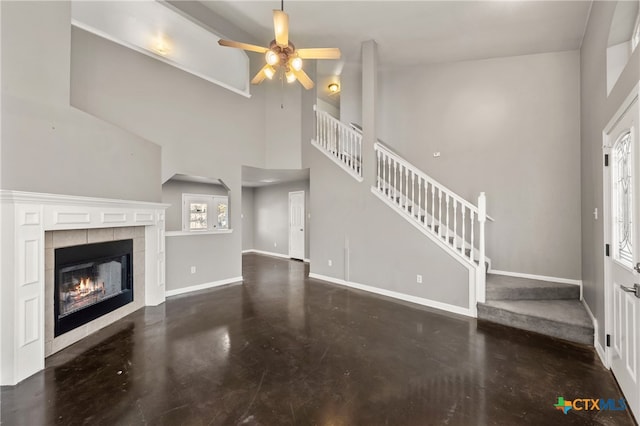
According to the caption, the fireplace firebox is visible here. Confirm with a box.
[54,239,134,337]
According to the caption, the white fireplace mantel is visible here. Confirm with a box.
[0,190,169,385]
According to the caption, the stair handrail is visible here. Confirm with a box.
[375,142,493,221]
[374,142,489,304]
[317,109,360,134]
[312,107,363,180]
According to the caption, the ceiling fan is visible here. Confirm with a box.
[217,1,340,90]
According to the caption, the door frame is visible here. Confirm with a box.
[603,84,639,370]
[288,190,305,260]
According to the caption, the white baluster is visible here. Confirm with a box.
[393,161,398,204]
[337,123,342,161]
[322,114,326,149]
[445,195,450,243]
[384,153,388,196]
[461,207,466,254]
[438,190,443,237]
[350,132,353,170]
[411,172,416,218]
[470,211,475,262]
[417,178,422,223]
[377,150,381,190]
[453,201,458,251]
[398,166,407,210]
[424,180,429,227]
[405,167,409,211]
[431,184,435,231]
[359,138,362,175]
[323,114,327,150]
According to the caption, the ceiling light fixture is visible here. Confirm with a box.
[217,0,341,90]
[328,83,339,93]
[290,57,303,71]
[265,50,279,65]
[152,35,172,56]
[264,65,276,80]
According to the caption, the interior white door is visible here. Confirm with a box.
[607,99,640,417]
[289,191,305,260]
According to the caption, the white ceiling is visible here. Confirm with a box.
[201,1,592,68]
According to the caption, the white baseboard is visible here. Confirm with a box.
[166,276,243,297]
[582,298,608,368]
[243,249,309,263]
[489,269,582,286]
[308,272,475,318]
[595,339,608,369]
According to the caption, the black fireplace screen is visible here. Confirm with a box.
[54,239,133,337]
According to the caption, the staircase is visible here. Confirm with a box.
[478,274,593,345]
[311,108,594,346]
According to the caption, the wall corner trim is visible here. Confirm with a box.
[165,276,243,297]
[308,272,475,318]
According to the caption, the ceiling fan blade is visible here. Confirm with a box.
[218,39,268,54]
[296,48,341,60]
[273,10,289,47]
[251,65,270,85]
[293,69,314,90]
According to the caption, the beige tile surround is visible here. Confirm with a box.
[44,227,145,356]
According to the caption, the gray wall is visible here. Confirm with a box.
[165,233,238,292]
[1,1,161,202]
[581,2,640,348]
[265,83,303,169]
[252,180,310,258]
[162,180,228,232]
[242,187,255,251]
[306,42,470,309]
[373,51,582,279]
[307,139,470,308]
[70,23,269,291]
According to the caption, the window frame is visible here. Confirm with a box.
[182,193,229,232]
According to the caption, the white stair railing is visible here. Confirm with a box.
[373,142,489,302]
[311,107,363,181]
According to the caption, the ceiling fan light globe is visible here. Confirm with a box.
[291,57,303,71]
[265,50,279,66]
[264,65,276,80]
[285,70,297,83]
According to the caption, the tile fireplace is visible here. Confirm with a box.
[0,190,168,385]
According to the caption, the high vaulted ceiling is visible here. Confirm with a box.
[201,0,592,68]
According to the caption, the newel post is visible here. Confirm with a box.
[477,192,487,304]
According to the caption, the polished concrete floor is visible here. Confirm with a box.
[1,253,635,425]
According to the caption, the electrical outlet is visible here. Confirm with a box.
[190,266,196,274]
[416,274,423,284]
[328,259,333,267]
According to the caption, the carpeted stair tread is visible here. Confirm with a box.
[478,299,593,345]
[486,274,580,301]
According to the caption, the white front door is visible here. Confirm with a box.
[606,98,640,417]
[289,191,305,260]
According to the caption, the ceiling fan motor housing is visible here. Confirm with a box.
[269,40,296,68]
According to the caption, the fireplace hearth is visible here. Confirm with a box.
[55,239,134,337]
